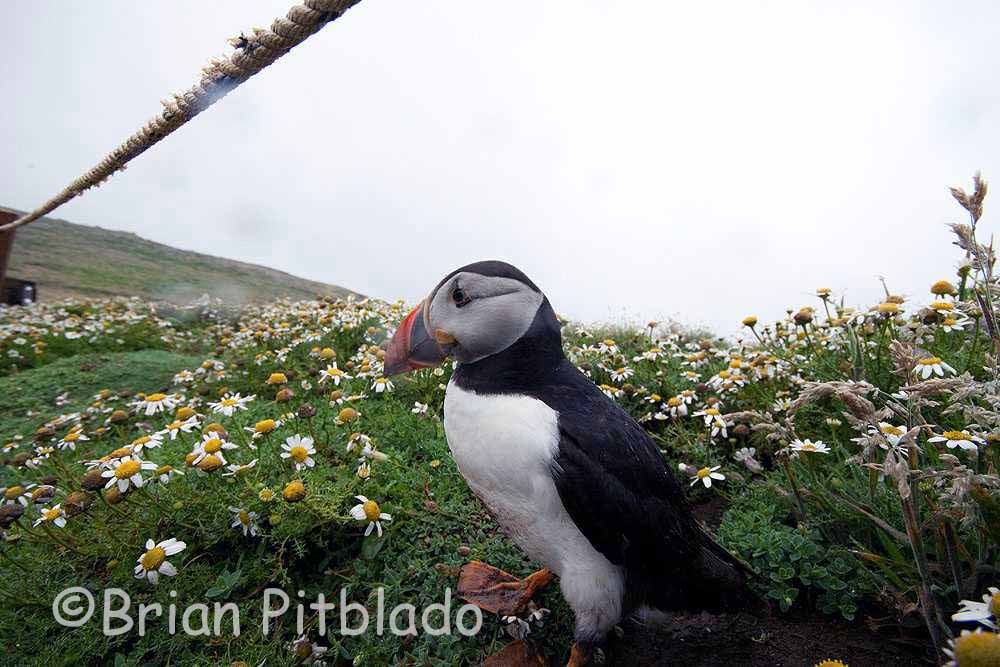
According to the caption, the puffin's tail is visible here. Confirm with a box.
[687,527,768,614]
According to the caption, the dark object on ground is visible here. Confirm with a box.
[3,277,36,306]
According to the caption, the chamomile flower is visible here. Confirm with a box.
[102,455,157,492]
[2,485,31,507]
[56,429,88,451]
[349,495,392,537]
[914,356,956,379]
[192,433,238,466]
[229,506,259,537]
[929,430,985,451]
[129,433,164,453]
[609,366,634,383]
[134,537,186,585]
[693,408,731,438]
[33,503,66,528]
[942,628,1000,667]
[951,586,999,630]
[598,339,619,354]
[134,392,178,416]
[665,396,688,418]
[411,401,429,415]
[208,392,254,416]
[223,459,258,477]
[371,377,394,393]
[940,316,970,332]
[790,438,831,454]
[153,465,184,484]
[318,364,350,386]
[280,435,316,471]
[689,465,725,488]
[157,416,200,441]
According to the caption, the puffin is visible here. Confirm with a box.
[384,260,755,666]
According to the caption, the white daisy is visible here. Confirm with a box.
[134,537,186,585]
[192,433,238,466]
[689,465,726,488]
[157,415,200,441]
[56,430,88,451]
[280,435,316,471]
[318,364,350,386]
[101,455,157,492]
[914,356,956,379]
[349,495,392,537]
[229,506,259,537]
[33,503,66,528]
[929,430,985,451]
[789,438,831,454]
[208,392,254,416]
[951,586,999,630]
[371,377,394,393]
[134,392,178,416]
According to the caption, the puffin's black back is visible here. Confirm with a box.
[452,299,755,611]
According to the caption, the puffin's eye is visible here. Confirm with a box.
[452,287,469,306]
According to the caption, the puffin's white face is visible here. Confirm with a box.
[383,263,544,375]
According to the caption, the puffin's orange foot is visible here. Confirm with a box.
[457,561,554,616]
[482,639,546,667]
[567,643,592,667]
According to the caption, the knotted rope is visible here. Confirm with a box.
[1,0,361,233]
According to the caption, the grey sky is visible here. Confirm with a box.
[3,1,999,334]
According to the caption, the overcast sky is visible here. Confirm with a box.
[3,1,998,334]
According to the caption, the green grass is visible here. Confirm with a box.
[0,350,201,442]
[3,211,357,303]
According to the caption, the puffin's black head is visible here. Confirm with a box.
[383,261,552,376]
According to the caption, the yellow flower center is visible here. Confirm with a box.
[814,661,848,667]
[115,460,141,479]
[110,446,134,459]
[198,454,222,472]
[259,488,275,502]
[146,393,167,402]
[165,421,182,431]
[43,507,61,522]
[363,499,381,521]
[133,436,151,446]
[705,408,720,416]
[267,373,287,384]
[203,438,222,454]
[877,302,899,314]
[4,486,23,500]
[696,467,711,479]
[140,546,166,570]
[221,398,237,407]
[64,432,80,442]
[338,408,358,423]
[931,301,954,311]
[943,430,970,441]
[155,465,172,476]
[881,425,904,437]
[718,370,731,379]
[255,420,276,434]
[917,357,941,366]
[238,510,250,526]
[289,446,309,463]
[602,339,615,347]
[953,631,1000,666]
[667,397,682,407]
[943,317,958,326]
[799,443,817,451]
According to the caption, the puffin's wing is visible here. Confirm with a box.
[546,373,750,607]
[550,395,702,570]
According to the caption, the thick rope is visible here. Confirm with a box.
[1,0,361,233]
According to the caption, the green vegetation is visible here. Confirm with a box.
[3,210,356,303]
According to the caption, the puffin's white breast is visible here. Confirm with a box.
[442,380,615,579]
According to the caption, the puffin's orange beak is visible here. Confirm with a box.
[383,302,448,376]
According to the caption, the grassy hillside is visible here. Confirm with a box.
[2,208,357,303]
